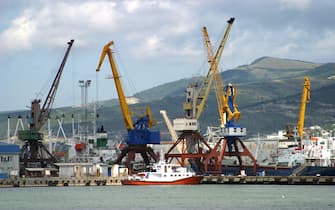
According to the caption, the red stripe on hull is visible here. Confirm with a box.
[122,176,203,185]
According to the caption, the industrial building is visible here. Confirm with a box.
[0,142,20,179]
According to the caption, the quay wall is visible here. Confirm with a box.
[2,175,335,187]
[0,176,124,188]
[201,175,335,185]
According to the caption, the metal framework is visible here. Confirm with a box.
[165,131,213,173]
[165,18,236,174]
[19,40,74,176]
[201,23,257,175]
[96,41,160,170]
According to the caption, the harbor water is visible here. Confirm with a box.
[0,185,334,210]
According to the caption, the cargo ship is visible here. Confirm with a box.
[220,128,335,176]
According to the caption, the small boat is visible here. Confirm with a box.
[122,160,203,185]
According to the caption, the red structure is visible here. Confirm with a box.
[165,131,213,173]
[203,137,257,174]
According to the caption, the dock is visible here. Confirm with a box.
[0,176,123,188]
[201,175,335,185]
[2,175,335,187]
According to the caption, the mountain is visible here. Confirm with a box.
[1,57,335,139]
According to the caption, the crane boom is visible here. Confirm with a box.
[297,76,311,139]
[96,41,134,130]
[202,26,214,64]
[201,18,238,127]
[160,110,178,141]
[194,17,235,120]
[200,19,255,175]
[18,39,74,174]
[31,39,74,131]
[96,41,160,146]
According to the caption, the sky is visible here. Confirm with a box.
[0,0,334,112]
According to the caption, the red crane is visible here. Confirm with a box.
[19,40,74,176]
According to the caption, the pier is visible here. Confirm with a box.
[201,175,335,185]
[0,176,123,188]
[2,175,335,187]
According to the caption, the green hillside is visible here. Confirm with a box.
[1,57,335,140]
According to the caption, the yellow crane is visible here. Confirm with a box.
[297,76,311,139]
[179,18,235,129]
[195,18,235,121]
[167,18,240,172]
[201,21,257,175]
[202,20,240,127]
[285,77,311,141]
[96,41,134,131]
[96,41,160,168]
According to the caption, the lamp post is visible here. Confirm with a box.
[79,80,91,154]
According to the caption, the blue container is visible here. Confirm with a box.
[0,173,9,179]
[127,129,161,145]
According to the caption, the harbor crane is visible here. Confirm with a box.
[96,41,160,170]
[201,26,257,174]
[297,77,311,140]
[165,18,235,173]
[285,77,311,146]
[18,39,74,176]
[202,26,240,126]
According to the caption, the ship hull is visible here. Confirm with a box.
[221,165,335,176]
[221,165,296,176]
[122,176,203,185]
[297,166,335,176]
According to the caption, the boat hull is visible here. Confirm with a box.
[122,176,203,185]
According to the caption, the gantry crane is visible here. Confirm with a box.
[165,18,235,172]
[201,25,257,174]
[96,41,160,170]
[18,39,74,176]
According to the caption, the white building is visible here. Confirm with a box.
[55,162,110,178]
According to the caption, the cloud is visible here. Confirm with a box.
[123,0,172,13]
[123,0,141,13]
[133,33,201,59]
[0,0,199,57]
[0,1,120,51]
[316,30,335,49]
[1,0,335,112]
[1,11,36,51]
[279,0,312,10]
[146,35,161,51]
[1,0,334,64]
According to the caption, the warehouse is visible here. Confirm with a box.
[0,142,20,179]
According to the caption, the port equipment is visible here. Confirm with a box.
[18,40,74,176]
[297,77,311,140]
[285,77,311,145]
[96,41,161,169]
[200,25,257,174]
[165,18,235,173]
[160,110,178,142]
